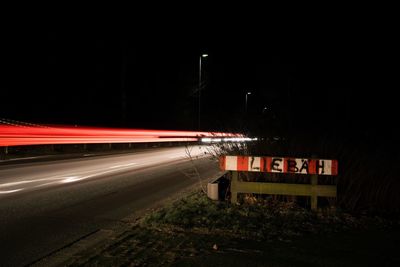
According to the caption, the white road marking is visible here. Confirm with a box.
[61,176,85,183]
[0,189,23,194]
[0,146,214,195]
[108,163,138,169]
[168,155,183,159]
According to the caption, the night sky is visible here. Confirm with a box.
[1,23,396,142]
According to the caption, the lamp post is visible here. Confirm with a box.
[245,91,251,114]
[198,53,208,130]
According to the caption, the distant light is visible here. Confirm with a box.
[247,92,251,95]
[202,54,208,57]
[201,137,257,143]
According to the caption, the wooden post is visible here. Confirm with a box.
[311,173,318,211]
[231,171,238,204]
[311,154,318,211]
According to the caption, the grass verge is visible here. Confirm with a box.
[75,191,400,266]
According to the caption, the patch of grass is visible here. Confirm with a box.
[74,191,400,266]
[142,191,398,242]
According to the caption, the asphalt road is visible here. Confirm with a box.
[0,146,221,266]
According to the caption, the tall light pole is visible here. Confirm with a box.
[198,53,208,130]
[245,91,251,114]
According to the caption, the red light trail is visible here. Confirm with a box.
[0,125,238,147]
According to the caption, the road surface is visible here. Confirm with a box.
[0,145,221,266]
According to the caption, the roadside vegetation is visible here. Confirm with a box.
[206,133,400,217]
[76,190,399,266]
[62,128,400,266]
[143,191,397,240]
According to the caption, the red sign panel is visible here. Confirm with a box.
[220,156,338,176]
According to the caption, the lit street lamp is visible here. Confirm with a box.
[198,53,208,130]
[245,92,251,114]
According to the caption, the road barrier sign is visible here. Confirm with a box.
[219,155,338,211]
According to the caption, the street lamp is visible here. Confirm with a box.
[198,53,208,130]
[245,92,251,114]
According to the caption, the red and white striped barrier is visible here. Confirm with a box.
[220,155,338,176]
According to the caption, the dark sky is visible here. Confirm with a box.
[1,23,396,141]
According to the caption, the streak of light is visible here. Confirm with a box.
[0,125,241,147]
